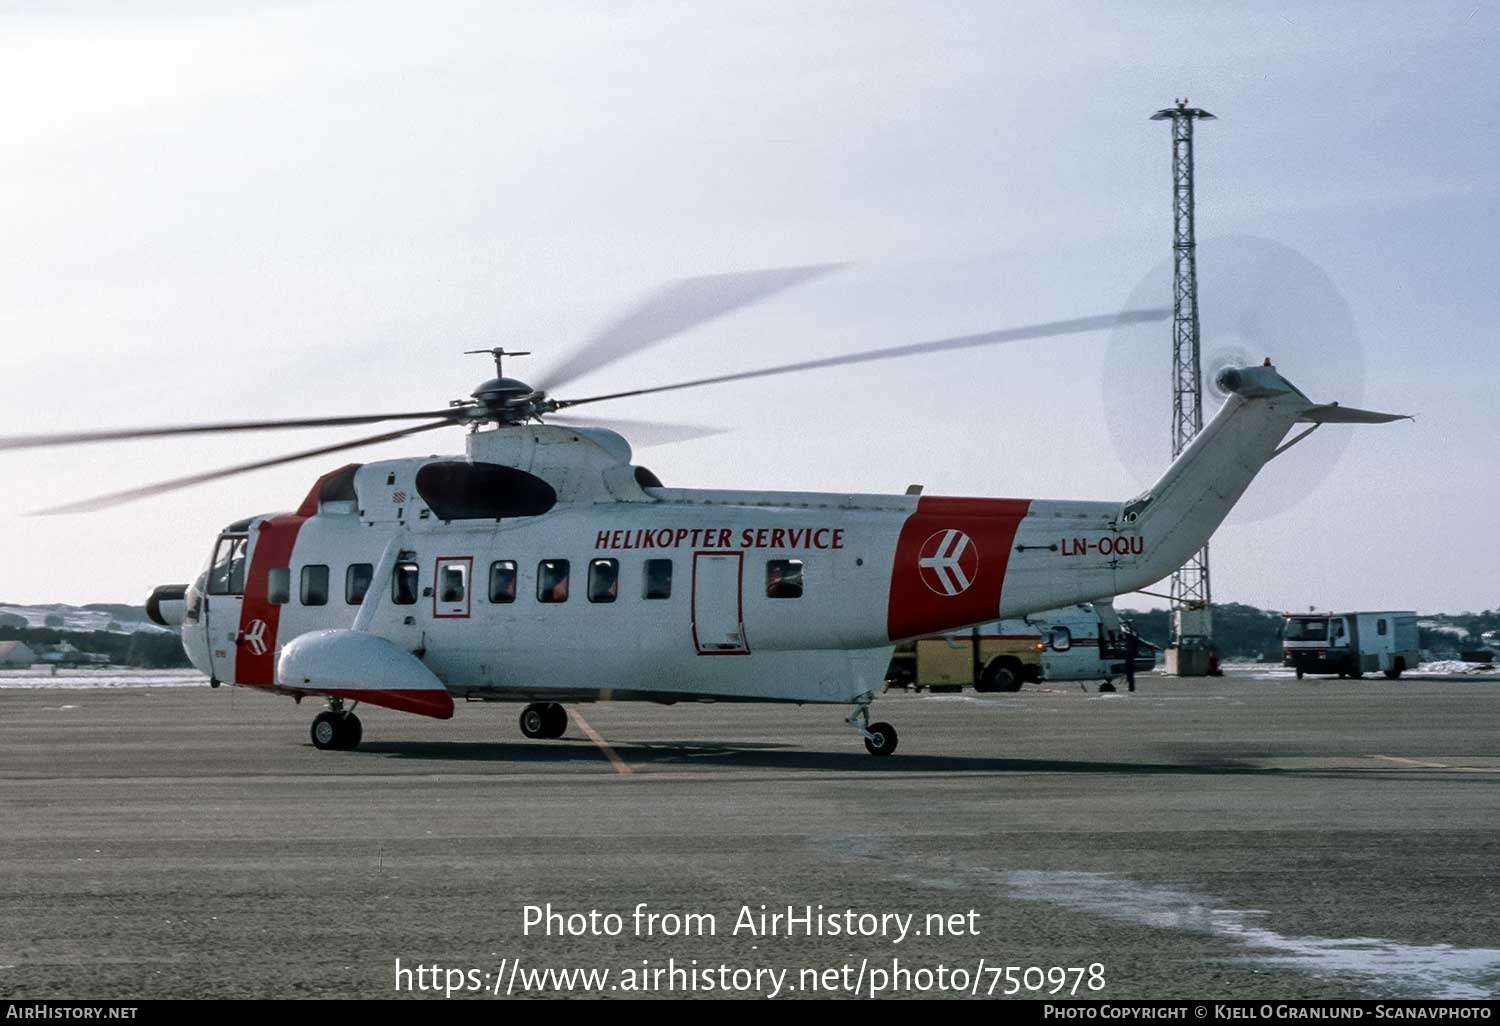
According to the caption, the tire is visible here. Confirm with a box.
[977,659,1022,694]
[1295,667,1304,680]
[519,704,549,739]
[864,722,899,757]
[1099,681,1117,693]
[1385,658,1405,681]
[311,711,343,750]
[337,713,363,751]
[542,703,568,739]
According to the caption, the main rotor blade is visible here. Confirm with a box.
[32,420,454,515]
[547,414,730,448]
[535,263,844,393]
[0,408,466,453]
[552,308,1172,411]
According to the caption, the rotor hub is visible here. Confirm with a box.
[470,377,549,423]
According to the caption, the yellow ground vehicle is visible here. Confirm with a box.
[886,605,1150,692]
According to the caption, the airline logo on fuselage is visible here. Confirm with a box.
[244,619,269,657]
[595,527,847,551]
[917,529,978,597]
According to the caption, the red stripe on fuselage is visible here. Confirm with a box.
[236,513,307,686]
[235,464,360,687]
[887,496,1031,642]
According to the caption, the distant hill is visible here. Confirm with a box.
[0,603,166,635]
[80,603,153,622]
[0,602,185,668]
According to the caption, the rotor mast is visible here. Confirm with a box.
[1151,98,1215,668]
[465,347,531,379]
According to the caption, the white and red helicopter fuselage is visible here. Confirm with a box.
[150,363,1400,754]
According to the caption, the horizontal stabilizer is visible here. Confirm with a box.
[1298,403,1411,424]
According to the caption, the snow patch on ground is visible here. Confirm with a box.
[1002,870,1500,1000]
[0,669,206,689]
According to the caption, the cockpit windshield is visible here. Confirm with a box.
[207,535,248,595]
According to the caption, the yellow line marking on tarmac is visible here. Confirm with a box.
[572,710,633,776]
[1371,755,1451,768]
[1368,755,1500,772]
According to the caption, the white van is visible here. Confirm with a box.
[1281,611,1420,680]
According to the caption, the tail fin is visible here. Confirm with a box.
[1120,363,1407,591]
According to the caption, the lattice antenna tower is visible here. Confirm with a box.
[1150,98,1216,643]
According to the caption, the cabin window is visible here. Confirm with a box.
[588,559,619,603]
[392,562,420,605]
[537,560,570,603]
[766,559,804,599]
[346,564,373,605]
[300,565,330,606]
[1377,618,1387,636]
[643,558,673,600]
[267,568,290,606]
[207,535,248,595]
[1050,626,1073,652]
[489,561,517,603]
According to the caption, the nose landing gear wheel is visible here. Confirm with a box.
[863,722,899,757]
[310,711,362,751]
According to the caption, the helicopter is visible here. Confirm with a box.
[0,266,1407,755]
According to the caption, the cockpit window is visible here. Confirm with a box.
[268,568,290,605]
[207,535,248,596]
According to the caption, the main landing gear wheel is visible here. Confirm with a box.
[310,711,362,751]
[863,722,899,757]
[520,702,568,739]
[846,692,899,757]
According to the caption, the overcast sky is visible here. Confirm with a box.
[1,1,1495,614]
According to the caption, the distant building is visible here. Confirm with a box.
[0,641,37,667]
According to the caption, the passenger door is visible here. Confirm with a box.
[692,552,749,654]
